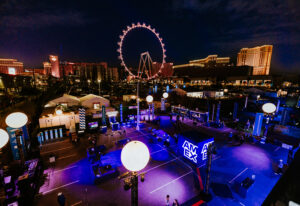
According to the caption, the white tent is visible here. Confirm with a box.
[171,88,187,96]
[80,94,110,108]
[245,88,264,94]
[44,94,80,108]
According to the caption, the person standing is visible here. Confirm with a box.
[166,195,170,206]
[57,192,66,206]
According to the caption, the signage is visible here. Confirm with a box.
[178,134,214,166]
[182,140,198,163]
[6,127,20,160]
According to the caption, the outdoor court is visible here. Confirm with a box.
[36,125,288,206]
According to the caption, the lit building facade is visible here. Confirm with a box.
[61,62,108,81]
[49,55,60,78]
[43,62,52,75]
[0,58,24,75]
[237,45,273,75]
[173,55,230,69]
[108,67,119,82]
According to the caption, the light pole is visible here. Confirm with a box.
[98,79,101,96]
[5,112,28,162]
[261,103,276,143]
[161,92,168,111]
[120,141,150,206]
[146,95,153,121]
[136,80,140,130]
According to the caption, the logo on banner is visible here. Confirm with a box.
[182,140,198,163]
[201,141,214,160]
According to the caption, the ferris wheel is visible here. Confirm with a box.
[117,22,166,80]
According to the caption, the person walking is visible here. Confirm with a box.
[173,199,179,206]
[166,195,170,206]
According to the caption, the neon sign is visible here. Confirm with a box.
[182,140,198,163]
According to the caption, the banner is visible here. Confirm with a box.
[102,106,106,125]
[161,98,165,111]
[253,113,264,136]
[120,104,123,122]
[7,127,20,160]
[215,102,221,122]
[233,102,238,119]
[79,108,86,130]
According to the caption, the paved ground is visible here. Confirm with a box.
[35,119,288,206]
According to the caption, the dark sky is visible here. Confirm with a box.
[0,0,300,73]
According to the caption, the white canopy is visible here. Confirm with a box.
[245,88,264,94]
[45,94,80,107]
[171,88,187,96]
[80,94,110,108]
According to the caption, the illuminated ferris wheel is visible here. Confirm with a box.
[117,22,166,80]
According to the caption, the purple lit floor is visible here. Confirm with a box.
[36,126,288,206]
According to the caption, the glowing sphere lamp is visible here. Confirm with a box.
[5,112,28,128]
[262,103,276,114]
[163,92,169,99]
[0,129,9,149]
[146,95,153,103]
[121,141,150,172]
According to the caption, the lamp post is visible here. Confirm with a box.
[136,81,140,131]
[161,92,168,111]
[5,112,28,162]
[98,79,101,96]
[120,141,150,206]
[261,103,276,143]
[146,95,153,121]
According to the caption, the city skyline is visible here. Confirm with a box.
[0,0,300,74]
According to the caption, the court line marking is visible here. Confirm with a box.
[41,146,74,155]
[71,201,82,206]
[54,165,78,174]
[57,154,77,160]
[42,180,79,194]
[150,170,193,194]
[274,146,280,152]
[229,168,248,184]
[239,202,246,206]
[143,158,178,174]
[150,148,166,155]
[41,139,69,146]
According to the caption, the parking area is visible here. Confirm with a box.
[35,125,288,206]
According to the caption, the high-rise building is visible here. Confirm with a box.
[0,58,24,75]
[61,62,108,81]
[49,55,60,78]
[43,62,52,75]
[237,45,273,75]
[108,67,119,82]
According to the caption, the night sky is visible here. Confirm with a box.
[0,0,300,73]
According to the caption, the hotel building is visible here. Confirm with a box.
[173,55,230,69]
[237,45,273,75]
[0,58,24,75]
